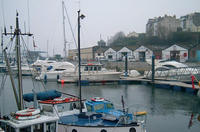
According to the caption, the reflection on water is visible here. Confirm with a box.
[0,75,200,132]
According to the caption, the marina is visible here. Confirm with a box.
[0,75,200,132]
[1,0,200,131]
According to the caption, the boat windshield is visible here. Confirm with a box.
[94,104,104,111]
[106,103,114,109]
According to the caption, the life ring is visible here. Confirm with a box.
[15,114,40,120]
[91,97,104,102]
[15,108,40,117]
[39,97,79,104]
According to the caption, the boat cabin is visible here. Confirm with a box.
[39,97,87,116]
[0,114,58,132]
[85,97,132,120]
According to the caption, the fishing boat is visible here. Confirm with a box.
[58,63,122,83]
[57,10,147,132]
[0,13,59,132]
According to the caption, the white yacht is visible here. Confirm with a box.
[58,63,122,82]
[33,60,75,81]
[144,60,200,81]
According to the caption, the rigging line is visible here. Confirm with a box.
[63,3,77,49]
[1,0,6,27]
[0,73,7,95]
[27,0,31,33]
[20,36,46,92]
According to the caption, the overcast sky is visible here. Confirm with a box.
[0,0,200,56]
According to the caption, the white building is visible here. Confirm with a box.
[162,44,188,62]
[104,48,117,61]
[133,46,153,61]
[117,47,133,60]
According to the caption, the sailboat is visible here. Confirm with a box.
[57,10,147,132]
[0,13,59,132]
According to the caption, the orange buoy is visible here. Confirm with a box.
[61,80,65,84]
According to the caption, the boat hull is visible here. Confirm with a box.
[60,72,122,82]
[58,124,146,132]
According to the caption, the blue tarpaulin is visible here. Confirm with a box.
[23,90,61,102]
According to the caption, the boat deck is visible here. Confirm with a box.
[59,113,138,127]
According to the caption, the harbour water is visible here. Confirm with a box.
[0,74,200,132]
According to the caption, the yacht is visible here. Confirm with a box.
[144,60,200,81]
[34,60,75,81]
[58,63,122,83]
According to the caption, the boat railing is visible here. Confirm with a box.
[144,65,200,81]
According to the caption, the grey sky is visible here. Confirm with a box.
[0,0,200,56]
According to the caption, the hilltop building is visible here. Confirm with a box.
[180,12,200,32]
[146,15,180,39]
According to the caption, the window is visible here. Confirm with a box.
[89,66,93,71]
[42,105,53,113]
[57,103,71,112]
[94,104,104,111]
[101,129,107,132]
[84,66,88,71]
[86,104,92,112]
[98,67,101,71]
[46,122,56,132]
[106,103,114,109]
[129,127,136,132]
[33,123,44,132]
[72,129,77,132]
[94,67,97,71]
[20,126,31,132]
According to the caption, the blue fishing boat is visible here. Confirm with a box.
[56,9,147,132]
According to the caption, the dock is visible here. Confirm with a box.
[58,76,200,95]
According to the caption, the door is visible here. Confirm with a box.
[170,51,180,61]
[139,52,146,61]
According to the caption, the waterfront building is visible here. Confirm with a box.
[104,48,117,61]
[117,47,133,61]
[162,44,188,62]
[133,45,153,62]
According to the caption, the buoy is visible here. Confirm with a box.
[15,108,40,117]
[91,97,104,102]
[134,111,147,116]
[61,80,65,84]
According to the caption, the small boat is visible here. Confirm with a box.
[58,63,122,83]
[34,60,75,81]
[144,60,200,81]
[0,14,59,132]
[0,108,59,132]
[58,97,147,132]
[57,10,147,132]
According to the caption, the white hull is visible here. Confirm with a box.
[61,72,121,82]
[35,71,67,81]
[58,124,146,132]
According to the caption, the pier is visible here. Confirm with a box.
[58,76,200,95]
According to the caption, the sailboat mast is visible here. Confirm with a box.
[1,29,3,62]
[77,10,85,113]
[77,10,82,113]
[15,13,24,110]
[62,1,67,60]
